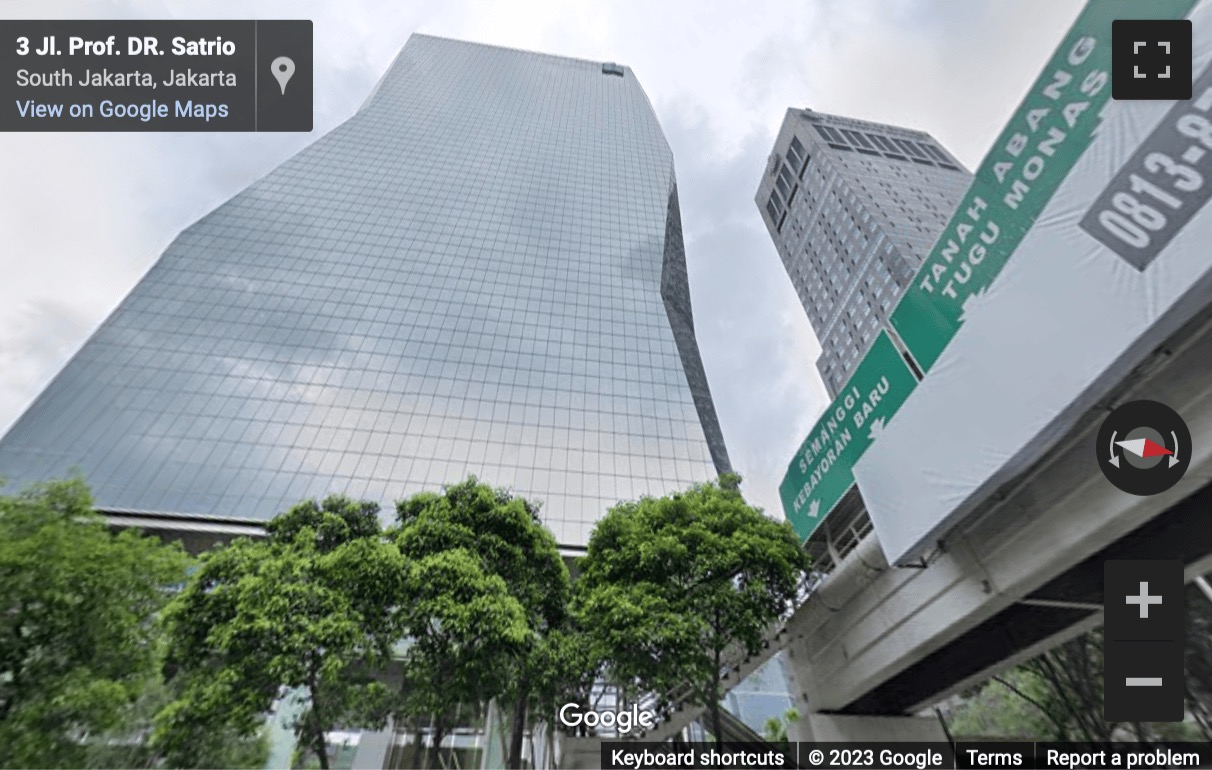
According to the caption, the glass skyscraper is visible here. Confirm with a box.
[756,109,971,396]
[0,34,731,549]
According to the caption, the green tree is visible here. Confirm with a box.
[945,668,1058,740]
[1023,630,1113,741]
[527,623,603,737]
[392,478,569,769]
[947,633,1118,742]
[762,707,800,743]
[155,496,406,770]
[399,548,528,767]
[575,475,810,746]
[0,478,188,768]
[81,677,270,769]
[265,496,382,552]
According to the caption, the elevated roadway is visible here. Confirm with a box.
[778,306,1212,740]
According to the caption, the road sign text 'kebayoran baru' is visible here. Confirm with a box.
[778,0,1196,540]
[779,332,917,541]
[889,0,1195,373]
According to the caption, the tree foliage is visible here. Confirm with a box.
[946,668,1060,740]
[526,624,602,731]
[3,473,828,767]
[265,496,382,553]
[575,475,810,745]
[391,477,570,769]
[155,495,406,770]
[80,676,270,770]
[762,707,800,743]
[0,478,189,769]
[394,478,568,632]
[398,548,528,764]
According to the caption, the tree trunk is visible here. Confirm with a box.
[444,703,464,768]
[507,692,528,769]
[307,673,331,770]
[1034,652,1098,742]
[710,699,723,750]
[429,720,445,770]
[314,727,331,770]
[711,611,724,749]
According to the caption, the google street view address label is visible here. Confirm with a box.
[0,20,311,131]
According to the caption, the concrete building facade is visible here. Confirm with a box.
[755,108,972,396]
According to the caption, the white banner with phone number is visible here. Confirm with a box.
[855,2,1212,565]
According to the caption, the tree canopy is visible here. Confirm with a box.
[155,496,406,770]
[2,473,821,767]
[0,478,189,768]
[391,477,570,769]
[574,475,810,744]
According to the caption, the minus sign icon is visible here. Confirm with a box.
[1126,677,1163,686]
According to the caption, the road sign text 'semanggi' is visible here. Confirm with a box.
[796,377,892,476]
[792,375,890,512]
[779,331,917,541]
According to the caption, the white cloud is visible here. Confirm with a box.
[0,0,1084,517]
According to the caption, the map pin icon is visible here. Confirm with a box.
[271,56,295,95]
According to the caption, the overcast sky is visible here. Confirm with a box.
[0,0,1085,517]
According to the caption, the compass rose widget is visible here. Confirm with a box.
[1096,400,1191,496]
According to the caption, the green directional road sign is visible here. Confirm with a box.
[778,0,1197,541]
[888,0,1196,373]
[779,331,918,542]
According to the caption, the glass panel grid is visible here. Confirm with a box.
[0,35,731,547]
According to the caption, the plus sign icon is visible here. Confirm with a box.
[1125,580,1164,619]
[1104,560,1184,641]
[1113,19,1193,100]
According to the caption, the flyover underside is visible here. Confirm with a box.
[837,479,1212,715]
